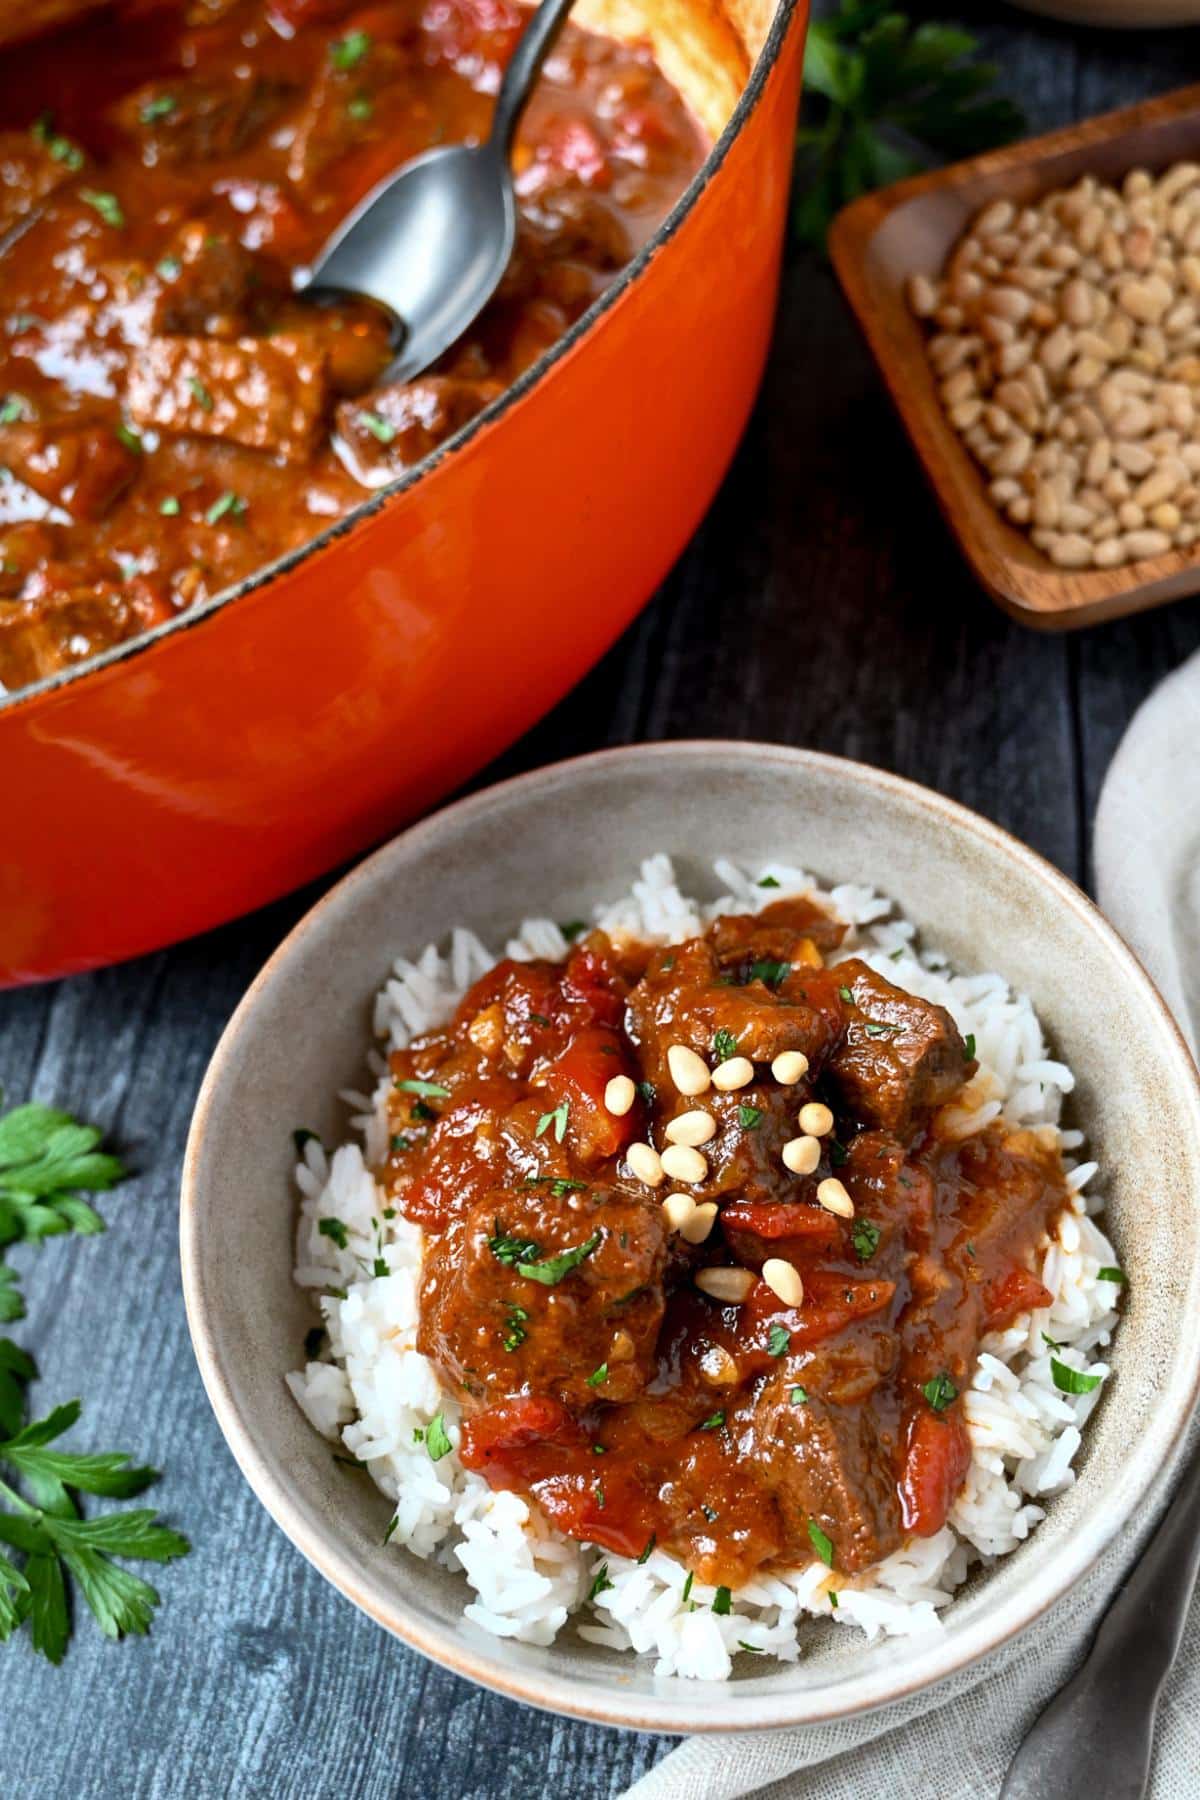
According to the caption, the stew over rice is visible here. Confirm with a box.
[0,0,707,690]
[385,896,1070,1587]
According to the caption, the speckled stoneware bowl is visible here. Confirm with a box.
[181,742,1200,1732]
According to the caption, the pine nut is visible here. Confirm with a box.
[712,1056,754,1092]
[679,1202,718,1245]
[626,1142,664,1187]
[695,1267,756,1304]
[604,1075,636,1117]
[661,1192,696,1232]
[665,1109,717,1147]
[661,1144,708,1184]
[771,1050,810,1085]
[761,1258,804,1307]
[782,1135,821,1176]
[798,1102,834,1137]
[667,1044,710,1097]
[816,1178,855,1219]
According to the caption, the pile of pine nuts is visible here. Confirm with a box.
[908,164,1200,571]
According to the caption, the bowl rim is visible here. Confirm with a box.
[0,0,801,721]
[180,739,1200,1733]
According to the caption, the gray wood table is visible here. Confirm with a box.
[6,8,1200,1796]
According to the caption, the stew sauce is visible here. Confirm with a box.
[385,898,1068,1589]
[0,0,707,690]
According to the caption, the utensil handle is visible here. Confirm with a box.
[1000,1429,1200,1800]
[491,0,578,156]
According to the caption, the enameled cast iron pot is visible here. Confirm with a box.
[1,0,809,986]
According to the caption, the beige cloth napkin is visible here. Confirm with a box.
[625,651,1200,1800]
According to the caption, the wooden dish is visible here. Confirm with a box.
[829,83,1200,631]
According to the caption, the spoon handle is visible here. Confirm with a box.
[491,0,579,155]
[999,1429,1200,1800]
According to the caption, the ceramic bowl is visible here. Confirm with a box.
[181,741,1200,1731]
[0,0,808,987]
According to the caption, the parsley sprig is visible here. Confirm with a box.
[0,1343,189,1663]
[796,4,1024,247]
[0,1104,125,1323]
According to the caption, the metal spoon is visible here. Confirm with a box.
[1000,1425,1200,1800]
[302,0,577,382]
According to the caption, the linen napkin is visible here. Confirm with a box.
[624,650,1200,1800]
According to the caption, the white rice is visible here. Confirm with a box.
[286,855,1121,1680]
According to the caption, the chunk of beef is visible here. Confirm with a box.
[335,377,496,484]
[125,334,327,461]
[418,1182,668,1409]
[113,76,294,164]
[747,1346,904,1574]
[0,578,171,690]
[0,129,78,235]
[151,221,286,338]
[0,419,138,521]
[824,958,972,1137]
[624,935,843,1086]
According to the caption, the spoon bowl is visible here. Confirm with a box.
[304,144,516,384]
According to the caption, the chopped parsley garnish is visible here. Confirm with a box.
[348,93,373,121]
[587,1362,608,1388]
[204,490,245,526]
[318,1217,348,1250]
[395,1077,451,1099]
[767,1324,790,1358]
[922,1371,958,1412]
[0,396,27,425]
[697,1410,725,1431]
[139,95,177,122]
[303,1326,325,1359]
[738,1640,763,1652]
[863,1021,899,1038]
[1041,1331,1064,1352]
[359,410,396,444]
[681,1570,694,1602]
[390,1134,412,1153]
[851,1218,881,1262]
[587,1563,613,1601]
[829,1591,839,1609]
[80,189,124,228]
[330,28,371,69]
[522,1175,587,1197]
[712,1029,738,1063]
[790,1385,808,1405]
[711,1585,732,1615]
[383,1513,399,1544]
[807,1520,835,1567]
[517,1232,601,1287]
[637,1534,656,1565]
[534,1099,569,1143]
[701,1505,719,1522]
[156,256,182,281]
[837,985,854,1005]
[593,1480,605,1509]
[372,1257,388,1278]
[412,1427,424,1443]
[529,1012,552,1028]
[757,874,781,889]
[501,1304,528,1352]
[637,1081,656,1105]
[159,496,181,516]
[829,1140,849,1166]
[1050,1357,1103,1396]
[748,960,789,990]
[963,1033,977,1061]
[738,1103,763,1131]
[187,377,213,413]
[488,1224,541,1267]
[425,1413,452,1461]
[1097,1267,1125,1284]
[32,113,83,170]
[411,1100,436,1122]
[559,920,586,942]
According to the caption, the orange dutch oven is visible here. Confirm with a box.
[0,0,809,985]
